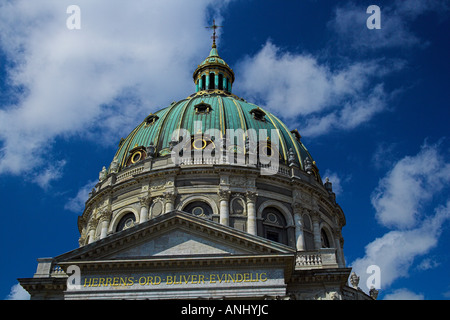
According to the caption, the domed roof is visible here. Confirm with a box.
[198,47,231,69]
[108,43,319,178]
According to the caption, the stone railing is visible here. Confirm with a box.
[33,258,67,278]
[116,165,145,183]
[295,248,339,270]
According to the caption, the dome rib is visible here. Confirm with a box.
[263,110,288,162]
[269,113,304,169]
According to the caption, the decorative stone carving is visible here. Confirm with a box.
[109,157,119,173]
[146,142,156,158]
[369,287,379,300]
[138,195,152,208]
[99,166,108,181]
[350,272,360,289]
[324,177,333,193]
[288,148,296,167]
[217,189,231,201]
[245,191,257,203]
[150,178,165,191]
[98,208,112,223]
[304,157,313,174]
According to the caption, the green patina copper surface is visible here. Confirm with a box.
[111,44,315,173]
[112,93,314,171]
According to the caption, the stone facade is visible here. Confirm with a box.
[19,155,372,300]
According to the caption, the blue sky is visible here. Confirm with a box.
[1,0,449,300]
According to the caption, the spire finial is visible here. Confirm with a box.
[206,19,222,48]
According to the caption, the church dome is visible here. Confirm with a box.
[108,46,319,178]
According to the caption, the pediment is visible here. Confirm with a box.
[56,211,294,263]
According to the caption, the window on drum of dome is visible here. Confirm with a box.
[302,214,314,250]
[183,201,213,219]
[209,73,215,90]
[321,229,331,248]
[116,212,136,232]
[218,74,223,90]
[262,207,287,245]
[201,75,206,90]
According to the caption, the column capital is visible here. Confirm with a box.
[218,189,231,201]
[98,209,112,223]
[138,194,152,207]
[163,191,177,201]
[245,191,257,203]
[292,202,303,212]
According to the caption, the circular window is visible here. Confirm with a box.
[124,218,134,228]
[192,207,204,216]
[183,201,213,219]
[131,151,142,164]
[116,212,136,232]
[193,138,207,150]
[261,144,272,156]
[266,212,278,223]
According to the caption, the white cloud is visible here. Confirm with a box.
[415,258,440,271]
[235,41,390,136]
[351,202,450,291]
[6,284,30,300]
[0,0,229,177]
[64,180,98,213]
[31,160,67,190]
[350,143,450,295]
[383,288,424,300]
[371,143,450,229]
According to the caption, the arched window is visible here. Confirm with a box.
[201,75,206,90]
[116,212,136,232]
[321,229,331,248]
[262,207,287,245]
[209,73,215,90]
[218,74,224,90]
[302,214,314,250]
[183,201,213,219]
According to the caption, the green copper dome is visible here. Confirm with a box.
[108,44,319,178]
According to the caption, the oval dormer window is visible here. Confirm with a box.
[250,108,266,121]
[144,114,159,126]
[194,102,211,114]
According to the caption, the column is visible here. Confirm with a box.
[214,72,219,89]
[164,192,176,213]
[293,204,305,251]
[98,209,112,239]
[99,220,109,239]
[87,227,95,244]
[311,213,321,250]
[334,230,345,267]
[218,190,231,226]
[246,191,257,235]
[205,74,210,90]
[139,195,151,223]
[223,76,228,92]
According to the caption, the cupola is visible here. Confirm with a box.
[193,21,235,93]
